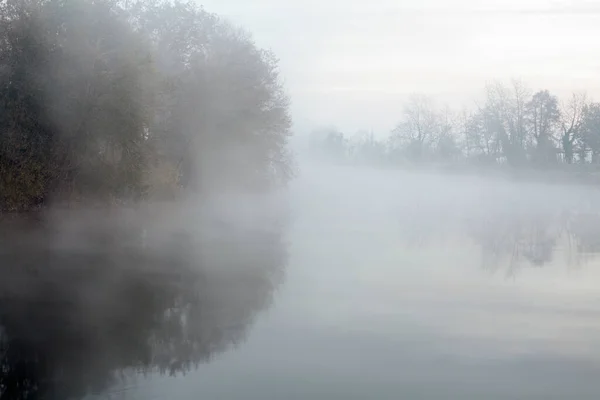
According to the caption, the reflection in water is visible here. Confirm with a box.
[0,200,287,399]
[91,167,600,400]
[395,184,600,276]
[568,212,600,256]
[469,212,562,274]
[469,210,600,275]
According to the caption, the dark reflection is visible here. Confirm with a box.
[0,201,287,399]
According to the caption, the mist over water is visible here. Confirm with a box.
[0,0,292,397]
[4,159,600,398]
[100,161,600,399]
[3,0,600,398]
[0,193,288,399]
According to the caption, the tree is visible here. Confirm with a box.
[133,1,293,192]
[481,81,530,166]
[433,106,461,162]
[560,92,587,164]
[0,0,155,211]
[309,127,348,161]
[464,106,501,164]
[0,0,293,212]
[580,102,600,163]
[525,90,560,165]
[391,94,438,162]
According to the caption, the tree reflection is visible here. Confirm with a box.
[0,203,287,399]
[396,200,600,276]
[567,212,600,255]
[467,212,560,276]
[467,208,600,275]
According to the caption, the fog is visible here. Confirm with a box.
[4,0,600,399]
[6,154,600,399]
[0,193,288,398]
[0,1,291,398]
[104,160,600,400]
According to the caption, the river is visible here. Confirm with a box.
[121,163,600,399]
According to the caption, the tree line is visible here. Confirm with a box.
[0,0,292,213]
[309,80,600,171]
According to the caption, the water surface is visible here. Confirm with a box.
[129,164,600,399]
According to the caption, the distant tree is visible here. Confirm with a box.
[525,90,560,165]
[391,94,438,161]
[580,102,600,163]
[509,80,531,157]
[464,107,500,163]
[482,81,530,166]
[455,109,472,157]
[309,127,348,161]
[435,133,461,162]
[433,106,461,162]
[386,133,405,164]
[560,92,587,164]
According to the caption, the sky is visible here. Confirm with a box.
[198,0,600,135]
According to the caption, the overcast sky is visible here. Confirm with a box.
[198,0,600,135]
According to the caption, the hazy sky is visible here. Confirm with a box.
[199,0,600,134]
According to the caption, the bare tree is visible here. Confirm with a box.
[456,108,473,157]
[478,80,531,166]
[464,105,501,164]
[391,94,439,161]
[433,106,461,162]
[560,92,587,164]
[509,79,531,152]
[580,102,600,163]
[525,90,560,165]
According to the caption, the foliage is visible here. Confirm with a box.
[0,0,292,212]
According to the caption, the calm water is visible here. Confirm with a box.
[5,164,600,399]
[130,164,600,399]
